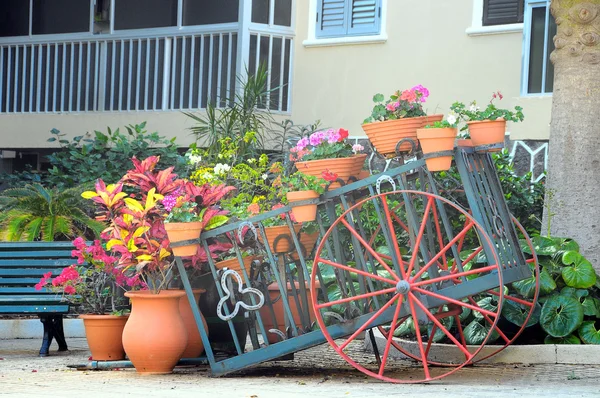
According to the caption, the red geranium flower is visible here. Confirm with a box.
[322,170,339,182]
[338,128,349,141]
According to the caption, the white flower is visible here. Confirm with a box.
[262,173,268,180]
[446,114,457,125]
[188,155,202,165]
[213,163,231,175]
[469,102,479,112]
[352,144,364,154]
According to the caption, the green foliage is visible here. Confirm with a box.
[282,172,327,195]
[363,87,429,124]
[0,183,104,241]
[2,123,184,190]
[540,295,584,337]
[164,202,202,223]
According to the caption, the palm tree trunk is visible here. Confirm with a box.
[544,0,600,270]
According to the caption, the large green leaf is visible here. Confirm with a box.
[544,334,581,344]
[527,236,579,256]
[559,287,588,300]
[582,297,600,317]
[473,297,499,320]
[392,317,413,337]
[463,320,500,345]
[427,311,454,343]
[561,251,597,288]
[502,299,541,327]
[539,295,584,337]
[512,267,556,298]
[578,321,600,344]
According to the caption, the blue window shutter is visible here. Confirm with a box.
[316,0,349,38]
[347,0,381,36]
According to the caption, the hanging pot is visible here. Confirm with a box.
[164,221,203,257]
[286,190,320,222]
[417,127,458,171]
[466,119,506,152]
[294,154,366,190]
[259,224,303,253]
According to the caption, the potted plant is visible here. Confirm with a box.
[417,113,459,172]
[361,85,443,156]
[35,238,140,361]
[258,203,302,254]
[291,128,366,190]
[82,156,234,374]
[450,91,524,152]
[282,172,327,222]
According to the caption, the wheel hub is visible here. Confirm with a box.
[395,280,411,294]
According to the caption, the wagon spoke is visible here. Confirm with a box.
[467,296,510,344]
[316,258,397,286]
[316,287,398,310]
[381,196,408,279]
[378,295,404,376]
[339,294,400,351]
[340,218,400,282]
[410,294,472,359]
[431,205,448,271]
[454,315,469,359]
[413,287,499,318]
[407,292,431,380]
[412,264,497,288]
[406,197,434,277]
[411,221,476,282]
[487,289,534,307]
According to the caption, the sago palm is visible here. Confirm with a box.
[0,183,104,241]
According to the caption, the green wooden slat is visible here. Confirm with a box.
[0,242,77,250]
[0,278,42,285]
[0,295,63,302]
[0,250,76,259]
[0,259,77,267]
[0,305,69,313]
[0,269,61,277]
[0,287,53,294]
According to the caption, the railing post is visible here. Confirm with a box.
[236,0,252,96]
[162,38,172,110]
[98,41,108,111]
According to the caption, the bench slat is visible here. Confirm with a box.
[0,305,69,313]
[0,259,77,267]
[0,242,78,249]
[0,269,62,277]
[0,250,76,259]
[0,287,55,294]
[0,295,63,302]
[0,278,43,285]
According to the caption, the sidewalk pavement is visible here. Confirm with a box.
[1,338,599,398]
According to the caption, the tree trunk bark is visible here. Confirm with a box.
[543,0,600,270]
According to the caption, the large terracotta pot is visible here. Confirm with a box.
[174,289,208,359]
[259,224,302,253]
[417,127,458,171]
[295,154,367,190]
[214,255,257,273]
[362,117,423,155]
[286,190,320,222]
[79,314,128,360]
[466,119,506,152]
[164,221,202,257]
[259,281,318,344]
[122,290,187,374]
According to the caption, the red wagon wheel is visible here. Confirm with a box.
[375,215,540,366]
[310,191,503,383]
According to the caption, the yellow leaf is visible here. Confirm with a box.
[122,214,133,225]
[106,239,123,250]
[81,191,98,199]
[124,198,144,213]
[133,226,150,238]
[109,192,128,206]
[126,239,138,252]
[159,248,171,260]
[136,254,153,261]
[106,184,118,193]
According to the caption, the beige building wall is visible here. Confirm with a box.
[0,0,552,149]
[290,0,552,141]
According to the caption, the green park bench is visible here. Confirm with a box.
[0,242,80,356]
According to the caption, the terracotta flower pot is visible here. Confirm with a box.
[358,169,371,180]
[214,255,257,273]
[457,139,474,148]
[164,221,203,257]
[122,290,187,374]
[259,281,319,344]
[291,231,320,261]
[362,117,423,155]
[259,224,302,253]
[417,127,458,171]
[295,154,367,190]
[286,190,320,222]
[174,289,208,359]
[79,314,128,361]
[419,114,444,128]
[466,119,506,152]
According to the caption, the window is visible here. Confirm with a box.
[316,0,381,39]
[522,0,555,94]
[251,0,293,27]
[483,0,524,26]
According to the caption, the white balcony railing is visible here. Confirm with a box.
[0,26,293,114]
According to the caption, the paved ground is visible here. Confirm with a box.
[1,338,600,397]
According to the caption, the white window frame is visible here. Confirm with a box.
[520,0,553,97]
[303,0,387,48]
[466,0,523,36]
